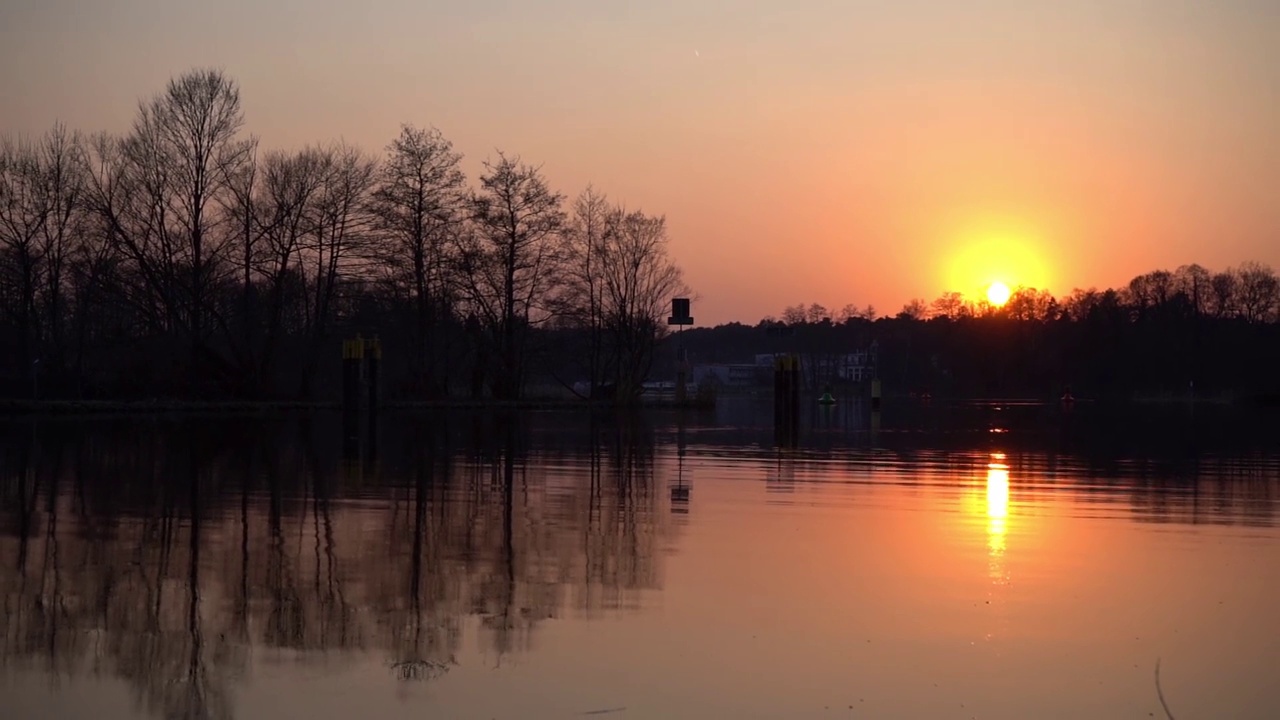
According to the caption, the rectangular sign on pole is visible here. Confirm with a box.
[668,298,693,326]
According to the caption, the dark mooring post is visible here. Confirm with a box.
[869,376,882,446]
[789,353,801,420]
[364,335,381,466]
[774,353,801,445]
[365,335,381,420]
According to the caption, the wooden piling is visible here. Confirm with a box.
[364,335,381,460]
[774,354,801,444]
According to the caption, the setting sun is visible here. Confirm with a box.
[987,281,1012,307]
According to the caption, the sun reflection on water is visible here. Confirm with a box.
[986,454,1010,584]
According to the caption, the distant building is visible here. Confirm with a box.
[754,350,877,382]
[692,363,761,388]
[833,350,875,382]
[690,343,879,391]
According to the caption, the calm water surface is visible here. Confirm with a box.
[2,402,1278,719]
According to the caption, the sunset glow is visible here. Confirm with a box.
[942,217,1054,305]
[3,3,1280,716]
[2,0,1278,324]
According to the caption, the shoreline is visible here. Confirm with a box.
[0,392,1272,417]
[0,397,717,417]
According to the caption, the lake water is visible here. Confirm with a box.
[2,401,1279,719]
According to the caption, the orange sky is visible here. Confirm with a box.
[3,0,1277,324]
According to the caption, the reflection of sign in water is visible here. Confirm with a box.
[671,423,691,512]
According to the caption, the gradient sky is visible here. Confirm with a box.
[3,0,1278,325]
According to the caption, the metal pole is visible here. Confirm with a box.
[676,325,686,405]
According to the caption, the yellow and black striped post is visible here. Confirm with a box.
[342,334,365,442]
[364,335,381,418]
[341,333,385,465]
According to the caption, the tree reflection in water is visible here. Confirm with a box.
[0,412,673,720]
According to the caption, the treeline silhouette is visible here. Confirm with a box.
[677,263,1280,401]
[0,69,687,402]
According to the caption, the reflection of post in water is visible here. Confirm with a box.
[768,445,797,494]
[671,411,690,511]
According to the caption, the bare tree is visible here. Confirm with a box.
[1174,263,1211,317]
[1061,288,1100,321]
[0,134,50,384]
[216,134,262,366]
[594,206,689,400]
[1235,262,1278,324]
[33,125,88,377]
[558,186,612,395]
[781,304,808,325]
[1005,287,1059,321]
[368,125,467,397]
[1208,271,1238,319]
[459,153,566,400]
[145,68,244,349]
[295,143,377,397]
[930,292,968,320]
[253,147,328,387]
[897,298,928,320]
[84,69,247,393]
[838,304,877,322]
[806,303,830,324]
[70,132,140,392]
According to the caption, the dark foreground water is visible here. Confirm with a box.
[2,401,1279,719]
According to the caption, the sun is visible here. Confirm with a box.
[987,281,1012,307]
